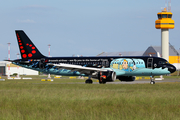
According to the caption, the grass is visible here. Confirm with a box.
[0,76,180,120]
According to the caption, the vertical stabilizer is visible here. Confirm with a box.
[15,30,45,59]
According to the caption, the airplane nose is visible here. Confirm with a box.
[168,65,176,73]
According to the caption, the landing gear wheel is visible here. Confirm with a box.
[150,75,155,85]
[85,79,93,84]
[150,81,155,84]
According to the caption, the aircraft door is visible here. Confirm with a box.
[39,58,45,68]
[102,61,105,67]
[106,61,109,67]
[102,60,109,67]
[147,58,153,69]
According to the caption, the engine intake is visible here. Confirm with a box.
[98,71,116,82]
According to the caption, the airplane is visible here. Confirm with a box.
[11,30,176,84]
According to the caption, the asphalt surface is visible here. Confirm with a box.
[106,79,180,84]
[33,78,180,84]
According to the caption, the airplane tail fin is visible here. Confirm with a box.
[15,30,45,59]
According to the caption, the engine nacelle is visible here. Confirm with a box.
[98,71,116,82]
[118,76,136,82]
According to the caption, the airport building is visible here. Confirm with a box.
[97,45,180,70]
[143,46,179,64]
[0,61,38,76]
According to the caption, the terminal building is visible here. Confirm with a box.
[0,61,38,76]
[97,45,180,70]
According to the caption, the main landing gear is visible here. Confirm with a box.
[85,76,93,84]
[85,79,93,84]
[99,79,106,84]
[99,71,106,84]
[150,76,155,84]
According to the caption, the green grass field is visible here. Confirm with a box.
[0,76,180,120]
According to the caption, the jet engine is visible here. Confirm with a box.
[118,76,136,82]
[98,71,116,82]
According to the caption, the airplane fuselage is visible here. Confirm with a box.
[13,56,176,77]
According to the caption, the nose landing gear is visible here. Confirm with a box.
[150,76,155,84]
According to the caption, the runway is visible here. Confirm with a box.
[33,78,180,84]
[106,79,180,84]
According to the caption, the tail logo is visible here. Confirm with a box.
[17,33,37,59]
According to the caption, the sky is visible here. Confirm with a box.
[0,0,180,60]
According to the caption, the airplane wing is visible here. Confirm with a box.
[48,63,109,75]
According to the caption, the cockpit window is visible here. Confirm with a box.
[159,61,168,64]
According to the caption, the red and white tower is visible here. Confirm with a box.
[7,43,11,78]
[48,44,51,78]
[17,53,20,78]
[48,44,51,57]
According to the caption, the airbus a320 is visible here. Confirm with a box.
[10,30,176,84]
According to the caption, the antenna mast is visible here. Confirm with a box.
[165,0,167,10]
[168,0,171,12]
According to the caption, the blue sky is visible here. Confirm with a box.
[0,0,180,60]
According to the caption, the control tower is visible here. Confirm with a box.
[155,8,175,61]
